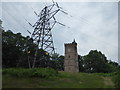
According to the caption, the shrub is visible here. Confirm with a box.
[32,68,58,78]
[2,68,58,78]
[94,73,116,77]
[114,69,120,88]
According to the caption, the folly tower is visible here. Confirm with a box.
[64,39,79,72]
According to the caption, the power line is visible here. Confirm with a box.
[3,5,35,36]
[3,2,117,50]
[66,26,118,49]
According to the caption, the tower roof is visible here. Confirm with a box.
[72,39,77,45]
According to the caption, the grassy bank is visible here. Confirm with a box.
[2,68,115,88]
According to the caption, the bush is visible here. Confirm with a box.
[94,72,116,77]
[32,68,58,78]
[2,68,58,78]
[114,69,120,88]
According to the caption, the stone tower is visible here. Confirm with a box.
[64,39,79,72]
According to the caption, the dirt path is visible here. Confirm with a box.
[102,77,115,88]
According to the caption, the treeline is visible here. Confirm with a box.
[1,19,119,73]
[2,30,64,70]
[78,50,119,73]
[2,30,119,73]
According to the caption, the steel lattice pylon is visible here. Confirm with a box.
[26,2,68,68]
[31,4,60,55]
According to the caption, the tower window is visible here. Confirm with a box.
[68,55,70,58]
[68,48,71,52]
[74,46,77,51]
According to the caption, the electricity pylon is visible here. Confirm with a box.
[26,2,68,68]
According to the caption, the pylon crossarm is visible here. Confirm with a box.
[51,21,56,29]
[25,2,69,68]
[47,4,55,12]
[47,9,60,21]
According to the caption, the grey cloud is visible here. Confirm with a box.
[2,2,118,63]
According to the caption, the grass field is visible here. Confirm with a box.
[2,71,115,88]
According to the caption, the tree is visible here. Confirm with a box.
[58,55,64,71]
[2,30,55,68]
[83,50,113,73]
[0,19,2,29]
[78,55,84,72]
[114,68,120,88]
[2,30,23,67]
[49,53,64,70]
[0,19,2,68]
[2,30,37,68]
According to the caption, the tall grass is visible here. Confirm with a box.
[94,72,117,77]
[114,69,120,88]
[3,70,116,88]
[2,68,58,78]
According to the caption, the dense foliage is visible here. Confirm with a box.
[2,68,58,78]
[114,68,120,88]
[2,29,64,70]
[79,50,119,73]
[2,30,119,72]
[1,19,119,73]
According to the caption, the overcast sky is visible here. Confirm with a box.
[1,1,118,63]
